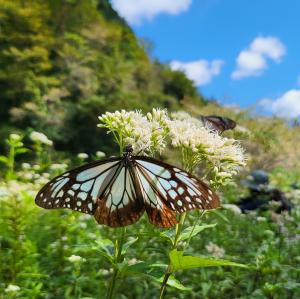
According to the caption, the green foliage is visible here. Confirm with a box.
[169,249,248,271]
[0,0,206,154]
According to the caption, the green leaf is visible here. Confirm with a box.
[0,156,8,164]
[94,238,114,257]
[15,148,29,155]
[179,224,217,241]
[170,250,248,271]
[159,229,175,243]
[121,237,138,255]
[157,275,192,291]
[211,209,230,223]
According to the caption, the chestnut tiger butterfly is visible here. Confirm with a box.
[35,145,220,228]
[200,115,236,134]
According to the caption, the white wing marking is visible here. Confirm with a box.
[77,161,119,181]
[137,160,171,179]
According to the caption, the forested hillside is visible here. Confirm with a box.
[0,0,208,154]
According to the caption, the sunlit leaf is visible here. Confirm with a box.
[211,209,230,223]
[179,224,217,241]
[0,156,8,163]
[157,275,192,291]
[170,250,248,271]
[15,148,29,155]
[121,237,138,255]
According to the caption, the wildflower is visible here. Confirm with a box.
[68,254,86,263]
[23,172,34,180]
[42,172,50,179]
[30,131,53,146]
[98,109,169,155]
[96,151,106,158]
[77,153,88,159]
[21,163,31,169]
[9,133,21,141]
[222,204,242,215]
[98,269,112,276]
[127,258,141,266]
[0,186,10,198]
[257,216,267,222]
[33,173,41,180]
[33,164,41,170]
[50,163,68,171]
[78,214,92,221]
[78,222,87,229]
[5,284,20,293]
[205,242,225,258]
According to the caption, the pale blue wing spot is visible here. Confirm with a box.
[80,180,94,192]
[77,161,119,182]
[137,160,171,179]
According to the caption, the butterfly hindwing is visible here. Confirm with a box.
[135,162,178,228]
[94,162,145,227]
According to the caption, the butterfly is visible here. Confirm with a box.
[35,145,220,228]
[200,115,236,134]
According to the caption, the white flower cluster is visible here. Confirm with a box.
[30,131,53,146]
[0,180,37,201]
[77,153,89,159]
[98,109,169,155]
[222,203,242,215]
[96,151,106,158]
[5,284,20,293]
[205,241,225,258]
[68,254,86,263]
[98,109,246,184]
[169,112,246,180]
[9,133,22,141]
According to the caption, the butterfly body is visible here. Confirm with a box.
[36,146,219,228]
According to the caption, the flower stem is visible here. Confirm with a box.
[159,212,186,299]
[183,210,206,252]
[106,227,126,299]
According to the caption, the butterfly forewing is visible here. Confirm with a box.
[134,157,220,226]
[201,115,236,134]
[35,158,121,215]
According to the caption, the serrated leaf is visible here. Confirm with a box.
[121,237,138,255]
[179,224,217,241]
[170,250,248,271]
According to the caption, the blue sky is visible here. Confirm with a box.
[111,0,300,117]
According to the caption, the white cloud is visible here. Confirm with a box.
[259,89,300,118]
[232,36,286,80]
[170,59,224,86]
[111,0,192,25]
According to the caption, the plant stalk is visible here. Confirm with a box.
[106,227,126,299]
[159,212,186,299]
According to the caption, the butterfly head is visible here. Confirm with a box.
[124,144,133,157]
